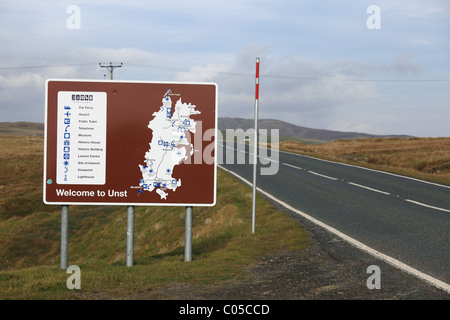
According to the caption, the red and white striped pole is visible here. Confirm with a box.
[252,58,260,233]
[255,58,260,100]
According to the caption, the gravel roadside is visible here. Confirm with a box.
[133,208,450,300]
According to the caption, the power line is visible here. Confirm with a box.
[263,74,450,82]
[126,63,450,83]
[0,63,95,70]
[126,63,253,77]
[1,61,448,83]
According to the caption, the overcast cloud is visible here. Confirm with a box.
[0,0,449,137]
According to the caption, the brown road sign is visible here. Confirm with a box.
[44,79,217,206]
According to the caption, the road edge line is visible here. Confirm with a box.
[218,165,450,294]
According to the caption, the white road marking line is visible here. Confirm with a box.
[282,163,303,170]
[278,148,450,190]
[347,182,391,195]
[308,170,338,181]
[221,143,449,214]
[262,157,279,163]
[405,199,450,213]
[218,164,450,294]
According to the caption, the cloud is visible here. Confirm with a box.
[380,52,423,74]
[0,1,447,137]
[0,71,45,121]
[326,53,423,77]
[0,46,160,121]
[378,0,449,18]
[0,71,43,89]
[175,44,382,131]
[172,43,448,136]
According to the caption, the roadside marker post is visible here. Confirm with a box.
[252,58,260,234]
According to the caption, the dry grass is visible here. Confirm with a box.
[0,135,309,299]
[278,137,450,185]
[0,136,47,215]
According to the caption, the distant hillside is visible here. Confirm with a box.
[218,117,412,142]
[0,122,44,136]
[0,119,411,141]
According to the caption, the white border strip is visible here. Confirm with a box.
[218,164,450,294]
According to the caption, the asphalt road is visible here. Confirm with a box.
[217,141,450,292]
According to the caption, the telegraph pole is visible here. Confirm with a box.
[99,62,123,80]
[99,62,132,266]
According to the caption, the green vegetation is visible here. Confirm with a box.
[2,127,449,299]
[0,135,308,299]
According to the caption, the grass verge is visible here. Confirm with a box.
[0,135,308,299]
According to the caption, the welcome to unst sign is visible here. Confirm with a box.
[43,79,218,206]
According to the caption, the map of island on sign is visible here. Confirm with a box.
[138,89,201,200]
[44,79,217,206]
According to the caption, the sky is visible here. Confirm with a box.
[0,0,449,137]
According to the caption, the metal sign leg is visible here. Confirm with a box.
[126,206,135,267]
[60,205,69,269]
[184,206,193,262]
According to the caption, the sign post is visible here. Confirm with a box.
[60,205,69,269]
[44,79,217,265]
[126,206,134,267]
[184,206,193,262]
